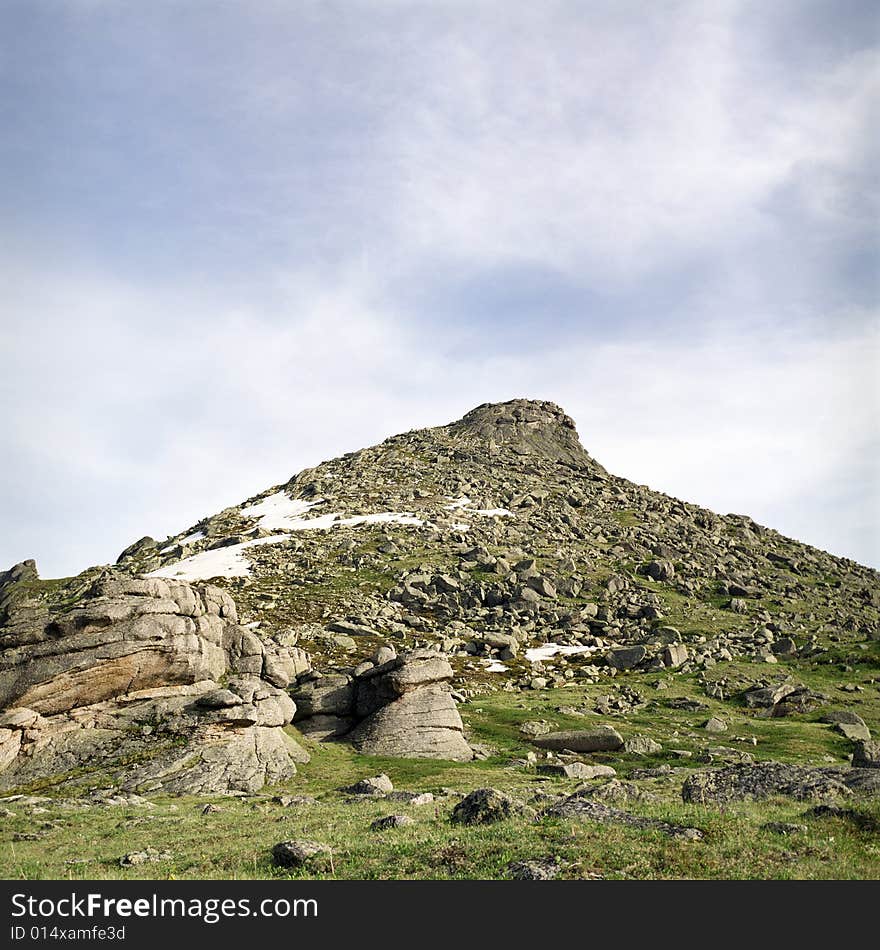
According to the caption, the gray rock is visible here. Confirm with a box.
[608,646,647,671]
[532,726,624,753]
[450,788,534,825]
[662,644,689,668]
[743,683,798,708]
[290,675,354,719]
[836,722,871,743]
[349,683,472,761]
[0,572,306,796]
[372,646,397,665]
[119,847,171,867]
[295,714,353,740]
[704,716,728,733]
[387,791,434,806]
[852,740,880,768]
[537,762,616,780]
[623,735,662,755]
[507,858,560,880]
[643,561,675,582]
[771,637,797,656]
[342,773,394,796]
[519,720,553,737]
[370,814,415,830]
[821,710,868,727]
[542,793,702,840]
[271,840,332,870]
[682,762,854,804]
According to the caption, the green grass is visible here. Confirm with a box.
[3,660,878,881]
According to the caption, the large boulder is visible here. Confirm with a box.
[348,651,472,761]
[681,762,862,804]
[291,649,473,761]
[531,726,624,753]
[0,565,308,795]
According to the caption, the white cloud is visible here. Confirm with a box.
[2,257,876,575]
[1,3,876,575]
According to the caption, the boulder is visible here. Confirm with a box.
[342,774,393,796]
[837,721,871,743]
[623,736,662,755]
[743,683,798,709]
[643,561,675,582]
[370,814,414,831]
[662,644,689,668]
[537,762,616,780]
[450,788,533,825]
[290,675,354,718]
[608,646,647,671]
[853,740,880,769]
[532,726,624,753]
[507,858,560,880]
[681,762,855,804]
[0,568,307,795]
[348,683,472,761]
[271,840,332,871]
[296,649,473,762]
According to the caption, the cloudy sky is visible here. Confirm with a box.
[1,0,878,577]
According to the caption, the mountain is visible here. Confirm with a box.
[114,396,878,692]
[1,399,879,878]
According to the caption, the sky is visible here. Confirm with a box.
[1,0,878,577]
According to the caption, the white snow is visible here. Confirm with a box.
[242,492,426,533]
[271,510,426,532]
[338,512,424,527]
[280,511,344,531]
[241,491,322,530]
[148,534,290,581]
[444,496,513,518]
[524,644,595,663]
[481,659,508,673]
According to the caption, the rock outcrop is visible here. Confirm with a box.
[681,762,876,804]
[0,564,309,794]
[292,649,473,761]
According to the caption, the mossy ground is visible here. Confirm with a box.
[3,658,878,881]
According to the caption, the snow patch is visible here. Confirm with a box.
[481,659,508,673]
[445,496,513,518]
[148,535,290,581]
[338,512,424,527]
[525,644,595,663]
[241,491,321,530]
[274,510,426,532]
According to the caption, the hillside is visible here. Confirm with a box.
[1,399,878,880]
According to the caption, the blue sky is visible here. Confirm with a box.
[1,0,878,575]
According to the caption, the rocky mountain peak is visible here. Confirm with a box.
[445,399,598,470]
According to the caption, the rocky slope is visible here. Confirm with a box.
[0,564,309,793]
[116,398,879,689]
[1,398,878,793]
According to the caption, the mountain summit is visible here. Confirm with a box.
[445,399,602,471]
